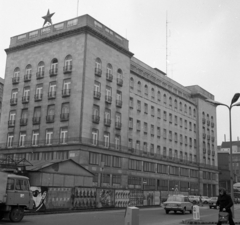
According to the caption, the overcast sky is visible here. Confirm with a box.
[1,0,240,145]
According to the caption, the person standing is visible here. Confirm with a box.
[216,187,235,225]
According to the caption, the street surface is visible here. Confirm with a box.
[0,206,222,225]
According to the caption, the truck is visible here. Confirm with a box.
[0,171,33,222]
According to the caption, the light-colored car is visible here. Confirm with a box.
[188,195,199,204]
[163,195,193,214]
[209,197,218,209]
[201,196,210,204]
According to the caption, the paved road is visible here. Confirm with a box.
[0,206,221,225]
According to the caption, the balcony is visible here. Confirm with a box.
[22,96,30,104]
[202,118,206,124]
[32,117,41,125]
[105,96,112,104]
[115,122,122,130]
[62,89,71,97]
[93,91,101,100]
[104,118,111,127]
[49,68,58,76]
[8,120,15,127]
[34,94,43,101]
[60,113,69,121]
[10,98,17,106]
[106,73,113,82]
[95,68,102,77]
[20,118,28,126]
[117,78,123,86]
[92,115,100,124]
[48,91,56,99]
[24,74,31,82]
[63,65,72,74]
[12,77,20,84]
[46,115,55,123]
[116,100,122,108]
[36,71,44,79]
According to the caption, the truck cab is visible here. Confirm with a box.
[0,171,33,222]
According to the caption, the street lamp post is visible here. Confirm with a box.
[205,93,240,217]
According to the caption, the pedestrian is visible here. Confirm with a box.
[216,187,235,225]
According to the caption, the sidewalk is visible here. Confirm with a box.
[182,204,240,224]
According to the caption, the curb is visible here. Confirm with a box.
[182,220,240,224]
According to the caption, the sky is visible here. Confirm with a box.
[0,0,240,145]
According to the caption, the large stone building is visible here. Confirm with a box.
[0,14,218,196]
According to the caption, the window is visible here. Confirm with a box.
[61,103,70,120]
[163,129,167,139]
[169,131,172,141]
[163,111,167,121]
[89,152,99,165]
[151,125,154,136]
[9,110,16,123]
[144,122,148,134]
[13,67,20,78]
[130,77,134,89]
[180,134,183,144]
[151,88,155,99]
[106,63,113,76]
[49,82,57,98]
[20,109,28,125]
[169,166,179,175]
[169,113,172,123]
[116,91,122,107]
[129,118,133,129]
[37,61,44,78]
[106,86,112,102]
[163,94,167,104]
[137,100,141,112]
[11,89,18,104]
[64,55,73,71]
[7,133,14,148]
[115,135,121,150]
[95,58,102,75]
[33,107,41,124]
[23,86,30,97]
[94,81,101,99]
[151,106,155,117]
[47,105,55,122]
[129,97,133,108]
[128,159,142,171]
[60,127,68,144]
[157,127,161,137]
[116,112,121,123]
[32,130,39,146]
[174,116,178,125]
[157,91,161,102]
[169,97,172,107]
[46,129,53,145]
[137,120,141,131]
[143,162,155,172]
[19,132,26,147]
[63,79,71,96]
[104,132,110,148]
[150,144,154,154]
[104,109,111,126]
[117,69,123,80]
[179,102,182,111]
[112,175,121,184]
[157,146,161,155]
[136,141,140,150]
[189,122,192,131]
[185,136,188,146]
[174,99,177,109]
[101,154,111,167]
[144,103,148,114]
[189,107,192,116]
[157,108,161,119]
[50,58,58,75]
[25,64,32,77]
[184,104,187,113]
[144,85,148,96]
[157,164,168,174]
[128,139,133,149]
[143,142,148,152]
[137,81,141,93]
[180,118,183,127]
[185,120,187,129]
[92,129,98,146]
[180,168,189,177]
[35,84,43,100]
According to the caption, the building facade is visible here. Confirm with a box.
[0,14,218,196]
[0,77,4,121]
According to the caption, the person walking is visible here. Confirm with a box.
[199,195,203,206]
[216,187,235,225]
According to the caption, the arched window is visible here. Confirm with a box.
[95,58,102,76]
[144,85,148,96]
[157,91,161,102]
[184,104,187,113]
[50,58,58,75]
[130,77,134,89]
[174,99,177,109]
[151,88,155,99]
[106,63,112,75]
[13,67,20,78]
[25,64,32,75]
[64,55,72,71]
[193,108,196,117]
[189,107,192,116]
[179,102,182,111]
[169,97,172,107]
[37,61,44,78]
[137,81,141,93]
[163,94,167,104]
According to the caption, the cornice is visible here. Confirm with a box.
[5,26,134,58]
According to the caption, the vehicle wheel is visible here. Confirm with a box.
[203,201,208,204]
[165,210,169,214]
[182,208,186,214]
[9,207,24,222]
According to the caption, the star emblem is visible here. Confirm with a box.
[42,9,55,27]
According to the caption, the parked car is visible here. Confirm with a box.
[163,195,193,214]
[201,196,210,204]
[188,195,199,204]
[209,197,218,209]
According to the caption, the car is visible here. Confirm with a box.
[201,196,210,204]
[188,195,199,204]
[209,197,218,209]
[163,194,193,214]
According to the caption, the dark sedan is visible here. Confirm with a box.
[209,197,218,209]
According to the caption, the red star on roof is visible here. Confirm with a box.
[42,9,55,27]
